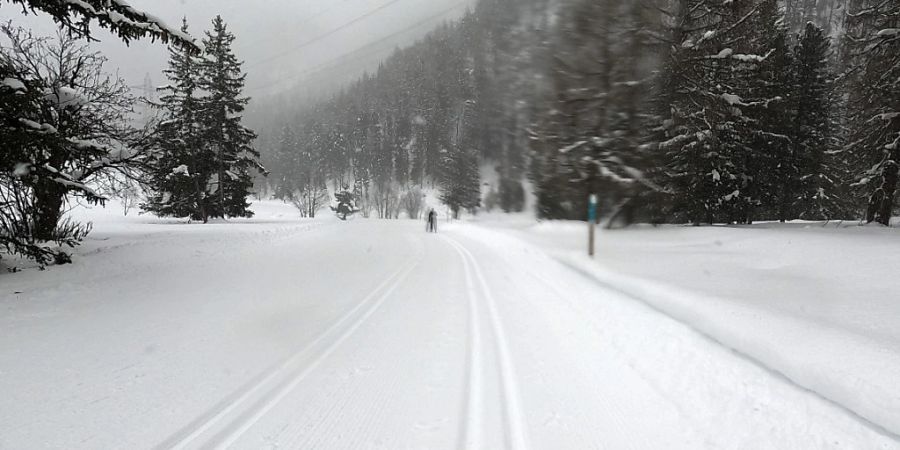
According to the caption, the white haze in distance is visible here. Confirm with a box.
[1,0,475,99]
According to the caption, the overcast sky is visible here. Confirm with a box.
[1,0,475,98]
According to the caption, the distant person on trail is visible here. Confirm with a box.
[426,209,437,233]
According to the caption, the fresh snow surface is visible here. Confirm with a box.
[1,77,26,91]
[1,203,898,449]
[473,214,900,442]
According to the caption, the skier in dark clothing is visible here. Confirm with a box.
[426,209,437,233]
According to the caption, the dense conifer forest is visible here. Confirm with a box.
[255,0,898,226]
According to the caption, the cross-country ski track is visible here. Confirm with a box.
[1,214,897,449]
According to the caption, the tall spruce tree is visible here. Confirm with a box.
[748,0,795,222]
[440,99,481,219]
[273,124,299,201]
[661,0,750,224]
[661,0,794,224]
[439,146,481,219]
[790,22,845,219]
[530,0,662,221]
[844,0,900,225]
[199,15,263,218]
[144,20,213,222]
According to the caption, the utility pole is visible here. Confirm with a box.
[588,194,598,257]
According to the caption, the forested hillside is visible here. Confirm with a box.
[256,0,549,218]
[258,0,896,225]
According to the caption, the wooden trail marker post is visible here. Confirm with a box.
[588,194,598,257]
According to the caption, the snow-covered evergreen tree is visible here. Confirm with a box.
[4,0,197,48]
[661,0,794,224]
[439,146,481,219]
[199,15,263,218]
[438,87,481,219]
[143,20,213,222]
[1,1,193,264]
[784,0,845,37]
[530,0,661,220]
[789,22,845,219]
[748,0,795,222]
[272,124,299,201]
[844,0,900,225]
[332,190,359,220]
[1,27,147,263]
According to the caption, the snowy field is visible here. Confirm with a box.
[1,201,899,449]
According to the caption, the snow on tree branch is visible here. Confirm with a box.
[5,0,200,50]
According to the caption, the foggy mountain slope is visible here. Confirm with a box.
[254,0,867,226]
[0,0,476,100]
[253,0,553,217]
[243,0,482,132]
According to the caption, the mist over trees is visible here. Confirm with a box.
[255,0,895,226]
[257,0,549,218]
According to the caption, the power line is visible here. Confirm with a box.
[245,0,468,94]
[245,0,412,69]
[240,0,354,50]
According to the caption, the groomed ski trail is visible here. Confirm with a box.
[444,234,529,450]
[157,241,425,450]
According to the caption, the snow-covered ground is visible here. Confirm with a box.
[1,202,898,449]
[470,214,900,440]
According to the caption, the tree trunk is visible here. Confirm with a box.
[192,176,208,224]
[867,159,898,226]
[31,180,66,242]
[218,144,226,219]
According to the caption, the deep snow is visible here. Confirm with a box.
[1,202,898,449]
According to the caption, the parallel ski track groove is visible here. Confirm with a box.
[450,235,485,450]
[211,255,422,449]
[444,234,530,450]
[156,243,423,450]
